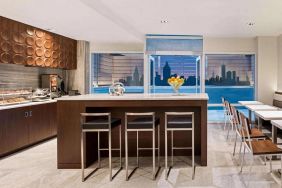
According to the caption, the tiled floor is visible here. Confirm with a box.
[1,123,281,188]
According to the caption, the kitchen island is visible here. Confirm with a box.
[57,93,208,169]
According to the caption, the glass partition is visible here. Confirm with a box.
[205,54,256,104]
[150,55,201,93]
[91,53,144,93]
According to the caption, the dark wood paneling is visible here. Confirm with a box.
[0,102,57,157]
[57,100,208,169]
[0,16,76,69]
[0,107,29,155]
[28,104,51,143]
[49,103,57,136]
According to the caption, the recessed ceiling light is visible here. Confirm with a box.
[161,20,169,23]
[247,22,255,26]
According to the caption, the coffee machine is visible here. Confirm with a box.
[41,74,60,98]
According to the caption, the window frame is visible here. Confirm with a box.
[204,53,257,106]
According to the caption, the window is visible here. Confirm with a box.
[205,54,256,104]
[150,55,201,93]
[91,53,144,93]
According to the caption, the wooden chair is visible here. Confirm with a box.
[231,105,267,157]
[239,112,282,187]
[222,97,230,130]
[225,101,235,140]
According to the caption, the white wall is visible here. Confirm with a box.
[278,35,282,91]
[90,42,143,52]
[256,37,278,104]
[204,37,257,53]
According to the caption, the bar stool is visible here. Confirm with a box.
[164,112,195,180]
[80,113,122,181]
[125,112,160,180]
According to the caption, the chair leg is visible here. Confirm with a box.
[226,121,231,140]
[171,130,174,167]
[81,132,85,182]
[137,131,139,167]
[125,130,128,181]
[240,145,246,173]
[152,127,156,180]
[158,125,160,167]
[192,123,195,180]
[165,125,168,180]
[224,113,227,130]
[119,125,122,168]
[233,133,238,156]
[98,132,100,168]
[109,130,112,181]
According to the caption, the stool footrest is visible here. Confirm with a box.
[98,148,121,151]
[138,147,159,150]
[172,147,192,150]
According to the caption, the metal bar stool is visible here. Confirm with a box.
[125,112,160,180]
[165,112,195,180]
[80,113,122,181]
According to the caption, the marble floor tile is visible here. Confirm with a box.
[0,123,281,188]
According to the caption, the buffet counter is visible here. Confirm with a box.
[0,100,57,157]
[57,93,208,169]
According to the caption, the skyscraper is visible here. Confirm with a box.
[163,61,171,82]
[150,60,154,85]
[221,64,226,80]
[133,66,140,85]
[232,71,236,82]
[227,71,232,81]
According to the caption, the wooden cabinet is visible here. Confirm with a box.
[0,16,77,69]
[0,107,29,155]
[0,102,57,157]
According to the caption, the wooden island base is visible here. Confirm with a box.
[57,94,208,169]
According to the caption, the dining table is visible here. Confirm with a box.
[238,100,264,122]
[254,110,282,144]
[245,104,280,123]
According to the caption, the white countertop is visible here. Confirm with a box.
[254,110,282,120]
[271,120,282,129]
[238,101,264,105]
[57,93,209,101]
[0,100,57,111]
[245,104,280,111]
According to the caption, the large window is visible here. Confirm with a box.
[91,53,144,93]
[150,55,201,93]
[205,54,255,104]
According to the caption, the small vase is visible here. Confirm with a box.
[172,87,180,95]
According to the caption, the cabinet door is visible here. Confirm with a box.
[28,104,51,143]
[0,107,29,156]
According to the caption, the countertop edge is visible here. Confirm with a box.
[57,94,209,101]
[0,100,57,111]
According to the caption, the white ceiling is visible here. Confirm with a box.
[1,0,282,44]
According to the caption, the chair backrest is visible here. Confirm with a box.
[221,97,225,106]
[125,112,155,130]
[225,101,232,115]
[239,112,253,153]
[80,112,111,129]
[230,105,240,131]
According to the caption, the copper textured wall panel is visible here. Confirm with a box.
[0,16,77,69]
